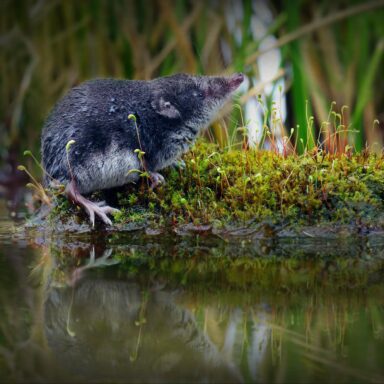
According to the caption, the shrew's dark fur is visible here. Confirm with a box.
[41,73,243,195]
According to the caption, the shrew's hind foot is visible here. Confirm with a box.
[65,181,120,227]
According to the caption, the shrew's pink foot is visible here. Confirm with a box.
[65,181,120,227]
[149,172,165,190]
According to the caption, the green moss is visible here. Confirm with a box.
[110,140,384,231]
[49,140,384,233]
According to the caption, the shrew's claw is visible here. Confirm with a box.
[149,172,165,190]
[84,203,120,226]
[65,181,120,226]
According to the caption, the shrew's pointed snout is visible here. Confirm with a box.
[228,72,244,91]
[203,73,245,99]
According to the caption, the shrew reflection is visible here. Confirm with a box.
[43,243,248,383]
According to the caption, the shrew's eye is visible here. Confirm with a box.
[192,90,204,98]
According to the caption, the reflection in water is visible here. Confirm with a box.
[0,229,384,383]
[45,275,242,383]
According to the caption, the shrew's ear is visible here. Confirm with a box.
[151,94,181,119]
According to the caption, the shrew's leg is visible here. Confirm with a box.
[65,180,120,227]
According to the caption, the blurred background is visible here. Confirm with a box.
[1,0,384,178]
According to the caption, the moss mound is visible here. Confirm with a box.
[114,141,384,228]
[47,140,384,235]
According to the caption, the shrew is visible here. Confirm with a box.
[41,73,244,225]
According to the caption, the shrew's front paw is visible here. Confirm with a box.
[171,159,186,170]
[149,172,165,190]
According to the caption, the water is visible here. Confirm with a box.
[0,201,384,383]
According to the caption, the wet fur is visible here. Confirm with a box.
[41,74,235,194]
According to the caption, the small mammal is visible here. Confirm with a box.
[41,73,244,225]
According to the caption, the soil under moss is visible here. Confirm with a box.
[37,140,384,236]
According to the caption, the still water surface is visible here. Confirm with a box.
[0,204,383,383]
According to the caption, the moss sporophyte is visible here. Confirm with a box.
[44,139,384,234]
